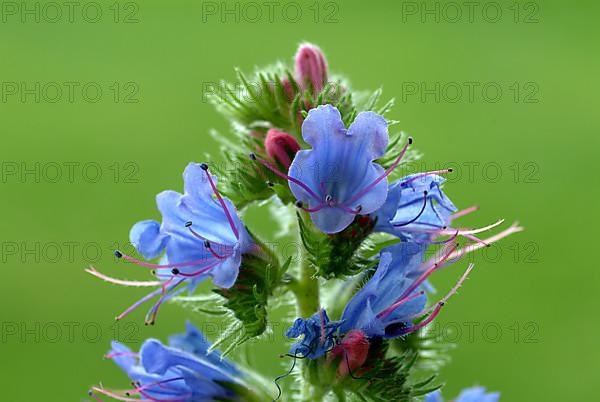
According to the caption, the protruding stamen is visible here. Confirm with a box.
[115,286,164,321]
[336,203,362,214]
[251,153,322,202]
[186,222,233,251]
[392,191,428,227]
[377,290,425,319]
[173,260,221,278]
[396,243,459,301]
[85,267,161,287]
[201,164,240,240]
[90,387,139,402]
[397,302,444,337]
[295,199,327,213]
[145,277,184,325]
[104,351,139,360]
[425,230,460,245]
[419,263,475,318]
[343,137,413,206]
[204,240,228,259]
[462,233,490,247]
[450,205,479,220]
[400,168,453,187]
[115,251,215,270]
[445,222,524,262]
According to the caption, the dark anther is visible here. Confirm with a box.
[204,240,211,248]
[267,181,274,187]
[295,200,304,208]
[448,168,454,172]
[249,153,257,160]
[185,221,192,227]
[171,268,180,275]
[200,163,209,171]
[114,250,123,258]
[408,137,413,144]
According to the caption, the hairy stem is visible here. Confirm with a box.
[295,212,320,318]
[294,211,321,401]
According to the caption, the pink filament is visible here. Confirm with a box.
[396,243,459,302]
[450,205,479,220]
[119,253,216,270]
[86,267,161,287]
[343,137,412,207]
[377,290,425,320]
[254,155,322,201]
[202,169,240,240]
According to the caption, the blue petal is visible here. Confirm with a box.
[140,339,235,383]
[129,220,168,260]
[286,310,340,359]
[424,390,445,402]
[456,387,500,402]
[168,321,239,376]
[288,105,389,234]
[340,251,427,337]
[374,175,457,240]
[108,341,137,374]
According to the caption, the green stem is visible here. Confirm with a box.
[293,211,322,401]
[295,213,320,318]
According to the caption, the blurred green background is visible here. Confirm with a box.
[0,0,597,400]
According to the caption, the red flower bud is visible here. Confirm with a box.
[264,128,300,169]
[294,43,328,93]
[329,329,370,377]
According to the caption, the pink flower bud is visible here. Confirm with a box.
[264,128,300,169]
[329,330,370,377]
[294,43,328,93]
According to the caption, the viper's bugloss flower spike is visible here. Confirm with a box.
[87,162,252,324]
[425,386,500,402]
[285,105,411,234]
[89,322,246,401]
[265,128,300,169]
[295,42,328,93]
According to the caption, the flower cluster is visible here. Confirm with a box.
[87,43,522,401]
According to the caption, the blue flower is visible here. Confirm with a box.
[287,105,392,234]
[90,322,245,401]
[425,387,500,402]
[340,240,471,338]
[129,162,252,288]
[251,105,413,234]
[374,174,456,241]
[285,309,341,359]
[87,162,252,324]
[339,251,428,338]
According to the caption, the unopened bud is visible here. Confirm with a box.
[294,43,328,93]
[264,128,301,169]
